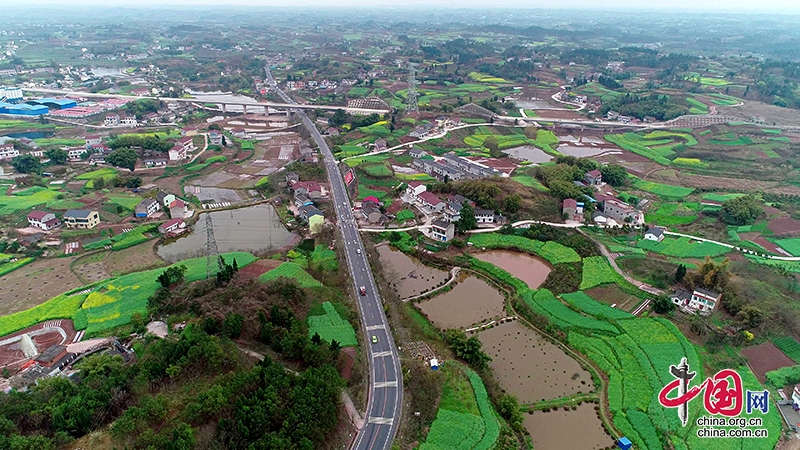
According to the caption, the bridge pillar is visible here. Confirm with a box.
[264,105,269,115]
[286,109,290,118]
[221,104,226,113]
[242,104,247,114]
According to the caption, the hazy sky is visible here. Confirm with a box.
[1,0,799,10]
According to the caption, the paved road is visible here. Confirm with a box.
[264,67,402,450]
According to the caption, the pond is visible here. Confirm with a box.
[416,273,505,329]
[157,204,296,262]
[502,145,553,164]
[556,144,612,158]
[473,250,550,289]
[376,244,449,299]
[524,403,611,450]
[477,321,593,404]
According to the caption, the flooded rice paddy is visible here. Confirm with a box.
[376,244,449,299]
[477,321,593,404]
[473,250,550,289]
[524,403,610,450]
[416,273,505,329]
[157,204,296,262]
[502,145,553,164]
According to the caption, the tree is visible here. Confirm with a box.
[157,265,188,288]
[10,154,42,174]
[44,148,67,165]
[735,305,765,329]
[329,109,347,127]
[483,136,502,158]
[455,202,477,234]
[496,394,523,432]
[106,148,139,171]
[445,329,491,370]
[674,264,687,283]
[208,123,221,131]
[503,194,521,214]
[222,313,244,338]
[720,195,762,225]
[652,295,676,314]
[93,177,105,190]
[599,164,627,187]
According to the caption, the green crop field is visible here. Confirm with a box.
[708,135,754,146]
[686,97,709,114]
[33,138,85,147]
[701,193,744,203]
[307,302,357,347]
[467,233,580,264]
[470,246,780,450]
[580,256,626,290]
[771,238,800,257]
[0,187,61,216]
[637,236,731,258]
[362,163,392,177]
[76,167,118,181]
[708,93,741,106]
[605,134,672,165]
[419,365,500,450]
[347,87,371,97]
[772,337,800,364]
[511,175,549,191]
[310,245,338,272]
[259,262,322,288]
[762,128,782,135]
[645,202,699,226]
[106,195,143,211]
[0,257,34,277]
[396,209,415,221]
[632,178,694,198]
[337,145,369,157]
[672,157,708,168]
[0,252,256,337]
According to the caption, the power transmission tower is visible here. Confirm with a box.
[404,63,419,115]
[205,213,220,279]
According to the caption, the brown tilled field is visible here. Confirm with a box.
[741,341,795,383]
[769,217,800,235]
[238,258,282,278]
[0,257,84,316]
[104,240,166,276]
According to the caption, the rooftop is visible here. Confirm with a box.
[64,209,95,219]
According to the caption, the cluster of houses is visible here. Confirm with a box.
[411,151,504,182]
[560,170,644,226]
[286,172,326,233]
[27,209,100,231]
[103,113,139,128]
[604,110,658,125]
[408,116,462,139]
[404,181,505,242]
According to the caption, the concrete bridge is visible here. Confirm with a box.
[20,87,390,115]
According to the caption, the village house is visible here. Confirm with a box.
[0,143,19,160]
[104,114,120,126]
[169,199,188,219]
[27,211,61,230]
[134,198,160,218]
[584,169,602,186]
[231,128,247,139]
[88,152,106,164]
[474,209,496,224]
[63,210,100,229]
[602,198,644,225]
[418,191,446,212]
[562,198,584,222]
[644,227,665,242]
[405,181,427,201]
[294,193,313,208]
[119,115,138,127]
[158,218,186,234]
[66,147,86,160]
[143,156,168,168]
[374,138,387,151]
[209,131,223,146]
[84,135,102,148]
[291,181,324,200]
[408,147,427,159]
[300,205,324,233]
[430,219,455,242]
[181,126,198,137]
[361,201,384,224]
[157,192,176,208]
[168,144,187,161]
[285,172,300,186]
[671,288,721,316]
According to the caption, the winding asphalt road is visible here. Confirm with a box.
[265,67,402,450]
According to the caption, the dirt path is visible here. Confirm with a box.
[402,267,460,302]
[578,229,664,296]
